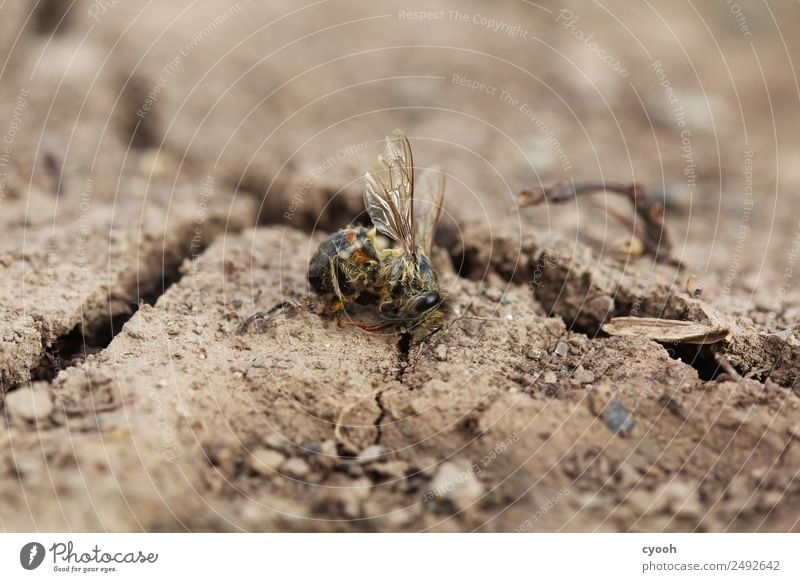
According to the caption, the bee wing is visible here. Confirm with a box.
[364,129,416,256]
[413,167,445,255]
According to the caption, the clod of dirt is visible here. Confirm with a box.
[0,316,42,390]
[628,481,702,519]
[3,384,54,422]
[426,462,484,513]
[572,365,595,385]
[721,329,800,387]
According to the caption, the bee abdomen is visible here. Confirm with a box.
[308,227,376,296]
[308,238,337,293]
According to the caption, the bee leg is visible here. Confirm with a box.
[326,257,350,321]
[329,298,346,322]
[236,299,304,334]
[413,325,441,344]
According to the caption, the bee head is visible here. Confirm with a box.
[412,291,441,314]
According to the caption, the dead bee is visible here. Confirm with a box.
[308,129,447,338]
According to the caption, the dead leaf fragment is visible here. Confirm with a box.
[602,317,730,344]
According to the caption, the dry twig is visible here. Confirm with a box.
[519,180,682,267]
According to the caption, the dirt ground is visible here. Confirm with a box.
[1,0,800,532]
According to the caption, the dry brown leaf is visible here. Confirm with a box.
[602,317,731,344]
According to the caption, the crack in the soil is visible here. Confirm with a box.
[666,343,724,381]
[373,389,387,446]
[6,214,260,393]
[26,253,191,386]
[396,333,412,376]
[231,176,369,235]
[373,333,412,445]
[455,237,789,388]
[31,312,131,382]
[88,146,800,397]
[450,242,484,280]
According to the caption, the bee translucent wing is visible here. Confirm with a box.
[364,129,416,256]
[413,167,445,255]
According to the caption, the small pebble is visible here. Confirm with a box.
[5,386,53,422]
[588,295,615,315]
[308,439,339,470]
[249,449,286,477]
[356,445,387,464]
[205,442,239,474]
[434,344,448,362]
[333,477,372,518]
[526,348,542,360]
[631,482,702,518]
[628,490,667,515]
[588,383,635,436]
[346,463,365,477]
[263,433,292,453]
[484,288,503,301]
[602,400,636,437]
[303,441,323,455]
[319,439,337,456]
[427,462,484,512]
[554,342,569,357]
[282,457,310,479]
[500,291,518,305]
[543,371,558,384]
[662,481,701,518]
[349,477,373,501]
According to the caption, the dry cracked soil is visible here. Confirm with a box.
[1,0,800,532]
